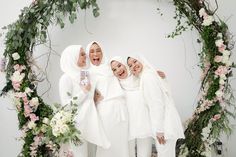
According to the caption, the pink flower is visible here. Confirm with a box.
[214,56,223,63]
[12,81,21,91]
[212,114,221,121]
[29,114,39,122]
[24,105,33,117]
[218,44,226,53]
[214,66,228,76]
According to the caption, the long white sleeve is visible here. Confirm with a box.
[142,71,165,133]
[59,74,88,106]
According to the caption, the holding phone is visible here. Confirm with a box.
[80,70,90,86]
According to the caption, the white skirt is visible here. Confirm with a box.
[96,99,129,157]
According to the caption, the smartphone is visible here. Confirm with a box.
[80,70,90,86]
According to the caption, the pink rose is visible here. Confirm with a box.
[214,66,228,76]
[214,56,223,63]
[29,114,39,122]
[218,44,226,53]
[212,114,221,121]
[24,105,33,117]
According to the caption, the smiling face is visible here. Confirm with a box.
[127,57,143,76]
[77,48,87,68]
[111,60,128,79]
[89,43,103,66]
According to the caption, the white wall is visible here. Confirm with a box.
[0,0,235,156]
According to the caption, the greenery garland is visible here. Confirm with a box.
[0,0,235,157]
[0,0,99,156]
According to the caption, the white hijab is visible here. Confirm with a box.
[110,56,140,91]
[86,41,124,101]
[60,45,89,82]
[127,54,170,94]
[86,41,113,77]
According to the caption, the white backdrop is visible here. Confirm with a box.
[0,0,236,156]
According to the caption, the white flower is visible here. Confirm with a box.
[222,55,229,64]
[25,87,33,95]
[217,33,223,38]
[222,49,230,56]
[215,39,224,47]
[215,90,223,98]
[59,124,69,134]
[43,117,49,124]
[219,79,225,85]
[11,71,25,82]
[28,121,36,129]
[199,8,206,17]
[202,15,214,26]
[225,60,232,67]
[30,97,39,109]
[12,53,20,60]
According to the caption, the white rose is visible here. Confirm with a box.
[59,125,69,134]
[202,16,214,26]
[43,118,49,124]
[199,8,206,17]
[52,128,60,137]
[11,71,25,82]
[222,55,229,64]
[12,53,20,60]
[222,49,230,56]
[219,79,225,85]
[215,39,224,47]
[215,90,223,98]
[28,121,36,129]
[225,60,232,67]
[30,97,39,108]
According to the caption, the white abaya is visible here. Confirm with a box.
[59,45,110,157]
[86,42,129,157]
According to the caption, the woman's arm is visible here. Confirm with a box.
[59,75,88,106]
[143,72,165,140]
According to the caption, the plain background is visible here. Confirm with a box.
[0,0,235,156]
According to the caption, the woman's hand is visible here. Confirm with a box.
[157,70,166,79]
[156,132,166,145]
[80,83,91,93]
[94,89,104,105]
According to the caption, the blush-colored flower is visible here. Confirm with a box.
[214,56,223,63]
[214,66,228,76]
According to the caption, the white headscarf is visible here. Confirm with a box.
[60,45,89,82]
[86,41,124,101]
[86,41,113,77]
[127,54,170,94]
[110,56,140,91]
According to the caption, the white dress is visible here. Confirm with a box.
[141,67,185,157]
[59,45,110,157]
[95,75,129,157]
[59,74,110,157]
[86,41,129,157]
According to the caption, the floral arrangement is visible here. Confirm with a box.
[0,0,99,156]
[168,0,235,156]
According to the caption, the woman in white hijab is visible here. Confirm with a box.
[127,55,185,157]
[86,41,129,157]
[110,56,153,157]
[59,45,110,157]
